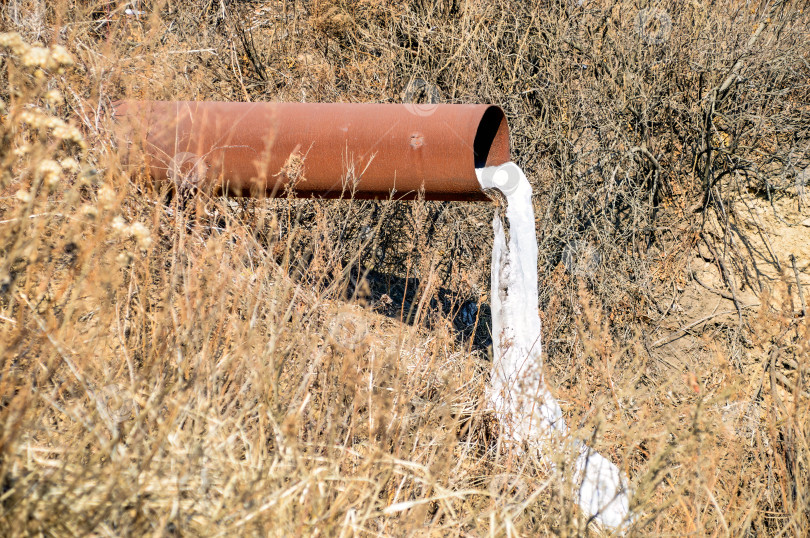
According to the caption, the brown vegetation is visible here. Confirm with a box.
[0,0,808,535]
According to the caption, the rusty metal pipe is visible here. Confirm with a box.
[113,101,509,201]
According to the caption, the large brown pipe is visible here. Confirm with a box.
[113,101,509,201]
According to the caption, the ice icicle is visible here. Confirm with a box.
[476,162,631,530]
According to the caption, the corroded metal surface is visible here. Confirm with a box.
[113,101,509,201]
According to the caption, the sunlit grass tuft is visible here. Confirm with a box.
[1,0,809,535]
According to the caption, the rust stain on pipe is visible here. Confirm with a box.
[113,101,509,201]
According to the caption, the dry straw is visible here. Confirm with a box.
[0,0,808,535]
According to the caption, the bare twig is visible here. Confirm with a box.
[691,271,736,302]
[701,233,745,327]
[790,254,806,317]
[769,349,789,413]
[716,0,787,100]
[652,304,759,349]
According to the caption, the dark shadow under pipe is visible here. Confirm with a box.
[113,101,509,201]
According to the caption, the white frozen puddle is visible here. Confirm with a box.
[476,163,631,530]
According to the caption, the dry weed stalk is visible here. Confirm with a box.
[0,0,808,535]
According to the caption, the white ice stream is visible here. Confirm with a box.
[476,162,632,530]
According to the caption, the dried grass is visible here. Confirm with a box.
[0,0,808,535]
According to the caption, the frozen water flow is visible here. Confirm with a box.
[492,168,512,190]
[476,162,631,530]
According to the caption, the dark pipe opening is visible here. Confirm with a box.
[473,106,510,169]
